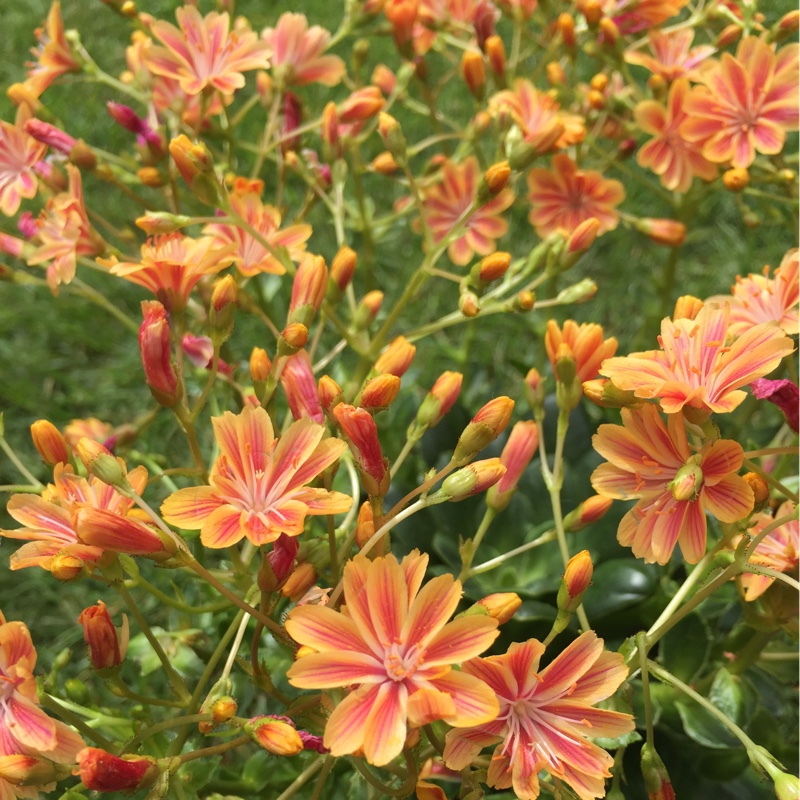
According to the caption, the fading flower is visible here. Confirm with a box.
[24,1,80,98]
[286,550,500,766]
[600,303,794,415]
[750,378,799,433]
[161,405,350,547]
[527,154,624,238]
[444,633,633,800]
[591,404,754,563]
[0,107,47,217]
[262,13,345,87]
[146,6,271,96]
[625,28,715,82]
[421,156,514,266]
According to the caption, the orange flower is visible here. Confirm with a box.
[1,464,173,575]
[625,28,715,82]
[682,37,799,169]
[489,79,584,152]
[146,6,271,97]
[443,633,633,800]
[262,13,345,87]
[706,249,798,337]
[285,550,500,766]
[545,319,618,384]
[161,405,351,547]
[591,405,754,563]
[204,186,311,277]
[635,78,717,193]
[527,154,624,238]
[735,502,798,601]
[421,156,514,266]
[24,1,80,98]
[601,0,688,34]
[0,107,46,216]
[600,303,794,415]
[0,613,84,796]
[101,233,236,311]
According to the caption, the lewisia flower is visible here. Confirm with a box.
[635,78,717,193]
[682,37,799,169]
[735,502,798,601]
[1,463,173,575]
[527,154,624,238]
[0,107,46,216]
[600,303,794,415]
[146,6,271,97]
[591,404,754,563]
[161,405,351,547]
[23,0,80,98]
[545,320,617,384]
[489,79,584,152]
[262,13,345,87]
[443,632,633,800]
[625,28,714,82]
[203,182,311,277]
[421,156,514,266]
[0,613,84,796]
[285,550,500,766]
[101,233,236,311]
[706,249,798,337]
[601,0,688,34]
[281,350,325,424]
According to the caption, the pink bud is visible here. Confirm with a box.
[24,119,76,155]
[139,301,180,407]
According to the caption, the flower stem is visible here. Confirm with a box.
[275,758,326,800]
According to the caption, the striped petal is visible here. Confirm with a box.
[536,632,603,704]
[200,505,246,548]
[6,697,56,751]
[443,720,506,770]
[423,616,499,667]
[285,605,375,656]
[429,670,499,727]
[161,486,220,529]
[286,651,385,688]
[401,573,462,650]
[362,681,408,766]
[406,687,456,727]
[324,683,381,757]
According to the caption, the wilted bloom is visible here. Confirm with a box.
[76,748,155,793]
[281,350,325,423]
[444,632,633,800]
[101,233,236,311]
[682,37,799,169]
[487,421,538,512]
[24,1,81,98]
[246,716,304,756]
[527,154,625,238]
[285,550,500,766]
[734,502,798,601]
[146,6,271,96]
[204,185,311,277]
[0,613,84,797]
[600,303,794,415]
[374,336,416,377]
[0,108,47,216]
[262,13,345,87]
[706,250,798,337]
[625,28,714,82]
[490,79,584,152]
[545,320,617,385]
[333,404,389,496]
[78,600,129,670]
[139,301,180,407]
[750,378,799,433]
[162,406,350,547]
[421,156,514,266]
[30,420,69,466]
[591,404,754,563]
[635,78,717,193]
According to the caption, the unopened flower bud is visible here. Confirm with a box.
[378,112,406,160]
[168,135,221,206]
[716,23,742,48]
[374,336,416,377]
[333,404,389,496]
[566,217,600,255]
[139,300,181,407]
[507,140,538,171]
[599,17,620,46]
[75,439,130,491]
[742,472,770,511]
[480,161,511,199]
[773,771,800,800]
[525,368,546,419]
[280,323,309,353]
[321,102,341,162]
[210,275,237,340]
[641,742,674,800]
[436,458,506,501]
[487,420,538,512]
[250,347,271,383]
[76,748,157,793]
[460,290,480,317]
[372,64,397,95]
[583,0,603,23]
[558,13,576,47]
[546,61,566,86]
[582,378,641,408]
[669,458,703,502]
[135,211,192,235]
[555,278,597,304]
[246,716,304,756]
[453,396,514,463]
[514,290,535,311]
[137,167,163,187]
[485,35,506,76]
[673,295,703,320]
[360,374,401,410]
[353,290,384,329]
[329,246,357,300]
[722,168,749,192]
[51,552,87,582]
[281,562,318,601]
[0,755,70,786]
[414,371,463,431]
[78,601,128,670]
[24,119,76,155]
[416,780,448,800]
[340,87,385,123]
[355,501,378,551]
[373,151,400,174]
[30,420,69,466]
[563,495,613,532]
[636,218,686,247]
[477,251,511,282]
[461,50,486,98]
[318,375,343,412]
[557,550,593,612]
[475,592,521,623]
[211,696,238,726]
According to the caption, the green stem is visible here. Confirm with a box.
[178,734,250,764]
[128,575,230,614]
[0,437,42,488]
[109,673,185,708]
[70,278,139,333]
[468,528,557,577]
[40,694,117,750]
[275,758,325,800]
[309,756,335,800]
[638,633,655,745]
[122,714,210,755]
[458,507,497,581]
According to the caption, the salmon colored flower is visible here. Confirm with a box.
[146,6,271,97]
[706,249,798,337]
[421,156,514,266]
[204,185,311,277]
[487,421,538,512]
[285,550,500,766]
[24,1,80,98]
[591,404,754,563]
[600,303,794,415]
[635,78,717,193]
[489,79,585,152]
[527,154,624,238]
[625,28,715,82]
[0,613,84,797]
[63,418,112,449]
[444,632,633,800]
[682,37,799,169]
[1,463,172,574]
[101,233,236,311]
[161,405,350,547]
[545,320,618,384]
[262,13,345,87]
[0,107,46,216]
[735,502,798,601]
[281,350,325,424]
[601,0,688,34]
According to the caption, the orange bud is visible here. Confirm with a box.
[330,246,357,293]
[281,351,324,423]
[461,50,486,97]
[716,23,742,48]
[290,255,328,324]
[354,290,384,329]
[372,151,400,174]
[246,716,304,756]
[482,161,511,195]
[371,64,397,95]
[563,495,613,532]
[169,134,213,182]
[546,61,566,86]
[557,13,576,47]
[437,458,506,501]
[137,166,162,187]
[281,562,318,601]
[648,73,667,97]
[454,396,514,462]
[135,211,192,234]
[415,371,463,430]
[281,323,309,350]
[742,472,770,509]
[374,335,416,377]
[487,420,539,511]
[360,374,401,410]
[30,420,69,466]
[641,743,675,800]
[250,347,271,383]
[636,218,686,247]
[566,217,600,255]
[75,438,128,489]
[476,592,522,624]
[478,251,511,282]
[673,295,704,320]
[583,0,603,23]
[559,549,593,610]
[385,0,418,48]
[355,501,378,550]
[669,459,703,502]
[318,375,343,411]
[333,404,389,495]
[485,35,506,76]
[321,101,340,161]
[587,89,605,110]
[378,112,406,159]
[78,600,128,670]
[211,275,237,313]
[722,167,749,192]
[599,17,620,45]
[590,73,608,91]
[51,552,87,582]
[415,780,448,800]
[525,368,545,414]
[340,87,385,123]
[515,290,535,311]
[76,749,156,793]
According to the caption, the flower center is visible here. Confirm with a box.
[383,640,426,682]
